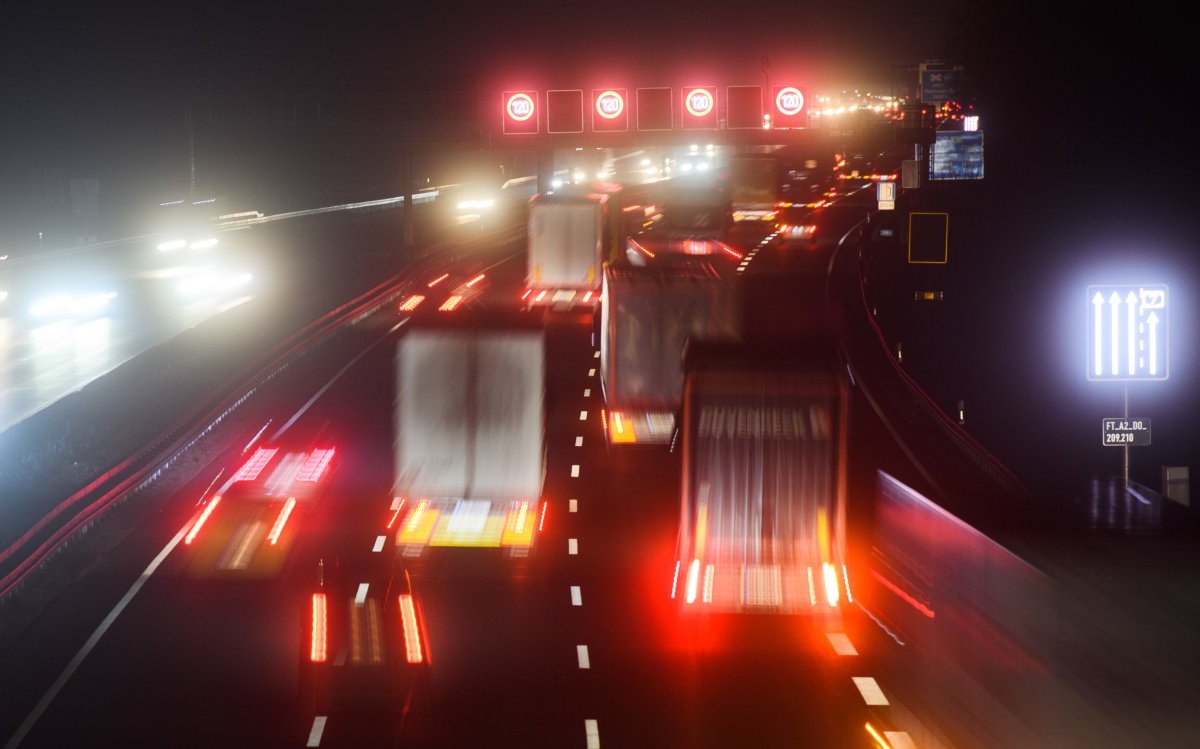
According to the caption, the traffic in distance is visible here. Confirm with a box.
[8,82,1179,749]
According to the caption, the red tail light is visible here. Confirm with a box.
[399,295,425,311]
[296,448,335,483]
[426,273,449,288]
[267,497,297,545]
[399,594,424,663]
[232,448,277,482]
[184,495,222,545]
[310,593,328,662]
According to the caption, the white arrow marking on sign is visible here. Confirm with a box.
[1126,291,1137,375]
[1092,291,1105,376]
[1148,311,1160,375]
[1109,291,1121,377]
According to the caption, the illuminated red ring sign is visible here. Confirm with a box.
[775,86,805,116]
[506,92,535,122]
[684,88,714,117]
[595,90,624,119]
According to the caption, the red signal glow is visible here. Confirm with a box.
[771,85,809,128]
[310,593,328,662]
[505,92,534,121]
[684,87,714,117]
[501,91,538,134]
[592,88,628,132]
[775,86,804,116]
[595,90,624,119]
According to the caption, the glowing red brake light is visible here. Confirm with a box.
[232,448,278,482]
[296,448,335,482]
[399,594,424,663]
[310,593,328,662]
[426,273,449,288]
[464,273,486,288]
[399,295,425,311]
[267,497,297,545]
[184,495,222,545]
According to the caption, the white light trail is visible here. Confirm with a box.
[1126,291,1137,375]
[1148,311,1160,375]
[1109,291,1120,377]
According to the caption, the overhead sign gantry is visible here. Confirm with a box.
[499,84,812,146]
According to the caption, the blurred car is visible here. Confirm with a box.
[302,553,428,716]
[773,205,833,252]
[183,445,335,577]
[399,265,490,313]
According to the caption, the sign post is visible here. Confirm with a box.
[1086,283,1169,486]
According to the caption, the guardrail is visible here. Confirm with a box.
[835,217,1030,504]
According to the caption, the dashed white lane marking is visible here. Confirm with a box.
[571,585,582,606]
[885,731,917,749]
[583,388,591,397]
[571,465,580,477]
[306,716,328,747]
[354,583,369,606]
[588,368,596,377]
[827,632,858,656]
[569,499,578,513]
[593,351,600,358]
[852,676,889,705]
[568,538,579,555]
[372,535,386,553]
[579,410,588,421]
[575,436,584,447]
[2,525,190,749]
[892,729,916,749]
[390,496,403,510]
[585,719,601,748]
[577,644,591,669]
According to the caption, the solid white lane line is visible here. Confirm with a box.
[577,644,591,669]
[588,368,596,377]
[372,535,386,553]
[354,583,369,606]
[269,318,407,442]
[571,465,580,477]
[571,585,582,606]
[568,538,578,555]
[852,676,889,705]
[827,632,858,656]
[569,499,578,513]
[306,716,328,747]
[585,719,600,748]
[2,525,189,749]
[885,731,917,749]
[579,410,588,421]
[583,388,591,397]
[575,436,583,447]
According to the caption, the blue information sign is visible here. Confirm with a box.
[930,131,984,181]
